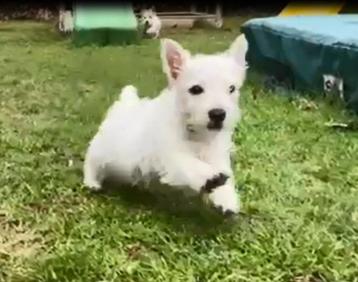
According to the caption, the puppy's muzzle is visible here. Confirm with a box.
[207,108,226,130]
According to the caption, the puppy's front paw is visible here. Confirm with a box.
[207,184,240,215]
[201,173,229,193]
[83,178,102,192]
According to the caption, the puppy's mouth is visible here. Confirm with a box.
[186,124,196,133]
[186,120,224,133]
[207,121,223,131]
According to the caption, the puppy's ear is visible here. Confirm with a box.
[160,39,190,82]
[227,34,248,68]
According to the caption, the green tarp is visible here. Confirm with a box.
[242,15,358,113]
[73,3,139,46]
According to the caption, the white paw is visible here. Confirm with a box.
[207,184,240,214]
[83,178,102,191]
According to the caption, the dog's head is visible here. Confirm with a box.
[160,35,248,133]
[140,8,156,26]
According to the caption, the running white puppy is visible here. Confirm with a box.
[83,34,248,215]
[140,8,162,39]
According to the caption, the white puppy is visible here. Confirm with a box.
[84,35,248,215]
[59,9,74,33]
[140,8,162,39]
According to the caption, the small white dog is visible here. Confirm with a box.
[140,8,162,39]
[58,9,74,33]
[83,34,248,215]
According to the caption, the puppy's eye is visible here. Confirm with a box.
[229,85,236,94]
[189,85,204,95]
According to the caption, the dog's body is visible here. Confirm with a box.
[58,9,73,33]
[140,8,161,39]
[84,35,248,214]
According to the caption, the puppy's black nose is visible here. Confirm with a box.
[208,108,226,122]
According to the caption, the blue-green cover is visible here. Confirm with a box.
[73,3,139,46]
[242,15,358,112]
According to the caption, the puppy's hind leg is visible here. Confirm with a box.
[83,152,104,191]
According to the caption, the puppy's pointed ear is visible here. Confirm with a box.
[227,34,248,68]
[160,38,191,82]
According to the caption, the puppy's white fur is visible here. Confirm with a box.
[140,8,162,39]
[84,35,248,214]
[58,9,73,33]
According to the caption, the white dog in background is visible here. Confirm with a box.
[83,34,248,215]
[58,9,74,33]
[140,8,162,39]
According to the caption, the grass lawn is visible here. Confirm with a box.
[1,21,358,282]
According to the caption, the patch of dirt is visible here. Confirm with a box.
[292,272,327,282]
[0,210,44,259]
[126,243,145,260]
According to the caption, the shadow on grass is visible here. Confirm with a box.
[85,177,252,235]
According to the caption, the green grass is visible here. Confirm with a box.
[0,21,358,282]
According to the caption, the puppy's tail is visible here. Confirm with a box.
[119,85,140,105]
